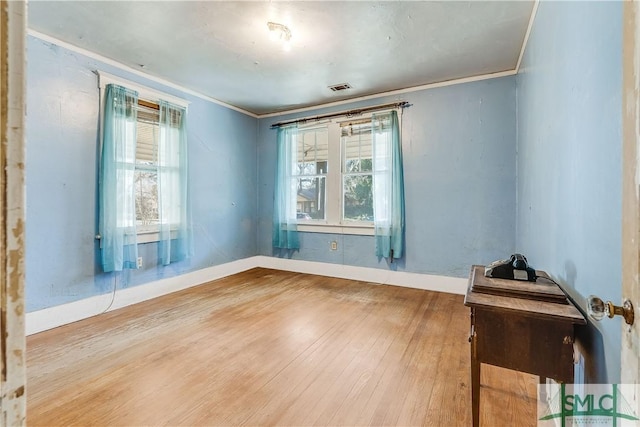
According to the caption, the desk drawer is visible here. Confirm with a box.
[474,308,575,383]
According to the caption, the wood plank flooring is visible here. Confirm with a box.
[27,268,538,426]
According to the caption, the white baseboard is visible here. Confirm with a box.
[26,256,467,335]
[256,256,467,294]
[25,256,260,335]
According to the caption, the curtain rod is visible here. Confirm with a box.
[270,101,411,129]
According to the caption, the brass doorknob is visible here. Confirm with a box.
[587,296,634,325]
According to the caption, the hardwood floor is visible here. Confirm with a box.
[27,268,538,426]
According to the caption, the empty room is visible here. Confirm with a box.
[1,0,639,426]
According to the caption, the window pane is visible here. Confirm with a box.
[345,156,372,173]
[296,127,328,175]
[343,174,373,222]
[136,113,159,165]
[296,176,326,220]
[135,106,161,228]
[342,123,372,173]
[135,170,159,226]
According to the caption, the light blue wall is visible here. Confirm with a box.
[26,36,257,312]
[516,1,622,381]
[257,77,517,278]
[26,3,626,382]
[27,36,516,311]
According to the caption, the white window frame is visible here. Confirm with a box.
[295,109,401,236]
[98,71,189,243]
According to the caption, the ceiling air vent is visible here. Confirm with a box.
[328,83,352,92]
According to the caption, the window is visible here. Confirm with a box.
[131,99,186,238]
[292,111,399,235]
[98,72,192,272]
[135,100,161,231]
[274,109,404,257]
[294,127,328,220]
[341,120,374,222]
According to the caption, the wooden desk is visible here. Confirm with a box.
[464,265,586,427]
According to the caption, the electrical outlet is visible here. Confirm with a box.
[137,257,143,269]
[330,241,338,251]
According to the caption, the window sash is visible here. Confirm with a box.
[133,100,183,231]
[279,109,400,230]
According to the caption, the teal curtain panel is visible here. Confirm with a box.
[273,125,300,250]
[99,84,139,272]
[372,110,405,259]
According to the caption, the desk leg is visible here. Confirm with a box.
[471,333,480,427]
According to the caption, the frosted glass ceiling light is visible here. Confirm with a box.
[267,21,292,50]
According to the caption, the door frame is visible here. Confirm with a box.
[621,0,640,397]
[0,0,27,424]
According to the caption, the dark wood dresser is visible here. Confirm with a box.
[464,265,586,427]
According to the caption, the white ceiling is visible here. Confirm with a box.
[28,1,534,116]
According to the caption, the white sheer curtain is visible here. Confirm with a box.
[372,110,405,259]
[157,100,192,265]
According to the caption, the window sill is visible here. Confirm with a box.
[296,222,374,236]
[137,229,178,244]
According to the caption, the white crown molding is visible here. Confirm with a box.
[26,256,466,336]
[98,71,190,108]
[258,70,518,119]
[27,29,259,119]
[516,0,540,73]
[29,29,521,121]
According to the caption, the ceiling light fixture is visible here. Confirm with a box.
[267,21,292,51]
